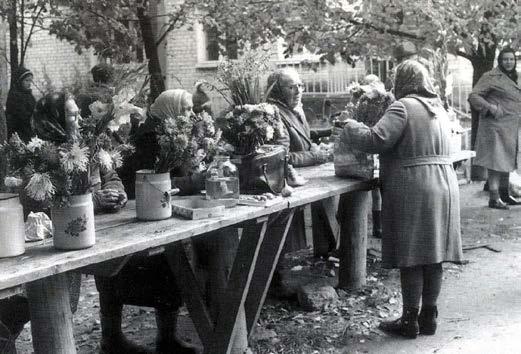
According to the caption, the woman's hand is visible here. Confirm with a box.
[94,189,127,211]
[489,104,504,119]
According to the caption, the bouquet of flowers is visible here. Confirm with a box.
[82,100,135,172]
[153,112,222,174]
[1,99,134,207]
[189,111,222,173]
[2,133,91,206]
[217,103,284,155]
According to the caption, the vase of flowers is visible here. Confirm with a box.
[135,111,221,220]
[51,193,95,250]
[1,97,133,249]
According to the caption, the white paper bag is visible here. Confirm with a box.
[25,212,53,242]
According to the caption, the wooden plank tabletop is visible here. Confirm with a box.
[0,163,370,291]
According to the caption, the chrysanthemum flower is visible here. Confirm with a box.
[60,143,89,173]
[89,101,111,120]
[97,149,113,170]
[25,173,56,201]
[26,137,45,153]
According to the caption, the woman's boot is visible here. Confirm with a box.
[99,296,150,354]
[155,309,197,354]
[378,307,419,339]
[418,305,438,335]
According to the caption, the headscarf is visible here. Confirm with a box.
[149,89,192,121]
[32,92,69,143]
[393,59,438,100]
[497,47,518,83]
[266,68,306,120]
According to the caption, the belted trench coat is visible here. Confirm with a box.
[341,96,462,268]
[469,67,521,172]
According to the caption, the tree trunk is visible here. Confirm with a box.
[8,0,19,88]
[469,40,496,181]
[136,5,165,104]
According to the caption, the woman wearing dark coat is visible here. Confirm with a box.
[340,60,463,338]
[0,92,127,353]
[469,47,521,209]
[6,67,36,142]
[270,68,334,253]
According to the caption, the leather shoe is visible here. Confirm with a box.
[503,195,521,205]
[488,199,509,210]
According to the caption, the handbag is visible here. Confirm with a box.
[234,144,288,194]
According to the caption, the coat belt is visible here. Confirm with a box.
[397,155,453,168]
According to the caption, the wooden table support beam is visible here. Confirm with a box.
[338,190,370,289]
[245,209,295,335]
[208,217,269,354]
[26,273,76,354]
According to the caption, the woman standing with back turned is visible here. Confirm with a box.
[469,47,521,209]
[340,60,462,338]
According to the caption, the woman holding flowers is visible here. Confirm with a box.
[340,60,462,338]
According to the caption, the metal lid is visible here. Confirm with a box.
[0,193,19,201]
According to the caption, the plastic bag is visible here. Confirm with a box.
[25,212,53,242]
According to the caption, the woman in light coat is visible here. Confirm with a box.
[469,47,521,209]
[340,60,462,339]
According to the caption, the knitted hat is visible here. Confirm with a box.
[16,67,33,82]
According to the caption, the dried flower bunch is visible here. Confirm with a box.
[217,103,284,156]
[216,49,272,106]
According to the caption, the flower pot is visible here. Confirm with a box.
[135,170,179,220]
[0,193,26,258]
[51,193,95,250]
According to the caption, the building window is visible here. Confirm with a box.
[197,24,238,64]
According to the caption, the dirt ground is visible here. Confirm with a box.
[15,181,521,353]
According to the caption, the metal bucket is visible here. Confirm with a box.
[51,193,95,250]
[0,193,26,258]
[135,170,179,220]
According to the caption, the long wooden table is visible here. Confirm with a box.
[0,163,373,354]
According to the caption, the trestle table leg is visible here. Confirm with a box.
[338,190,370,289]
[208,217,268,354]
[25,273,77,354]
[245,209,295,335]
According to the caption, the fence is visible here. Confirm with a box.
[277,59,474,119]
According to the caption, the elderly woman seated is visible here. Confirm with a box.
[0,92,127,353]
[267,68,335,255]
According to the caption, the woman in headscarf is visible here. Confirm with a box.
[340,60,462,338]
[31,92,127,213]
[0,92,127,353]
[122,89,204,198]
[268,68,336,255]
[95,89,199,354]
[6,67,36,142]
[469,47,521,209]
